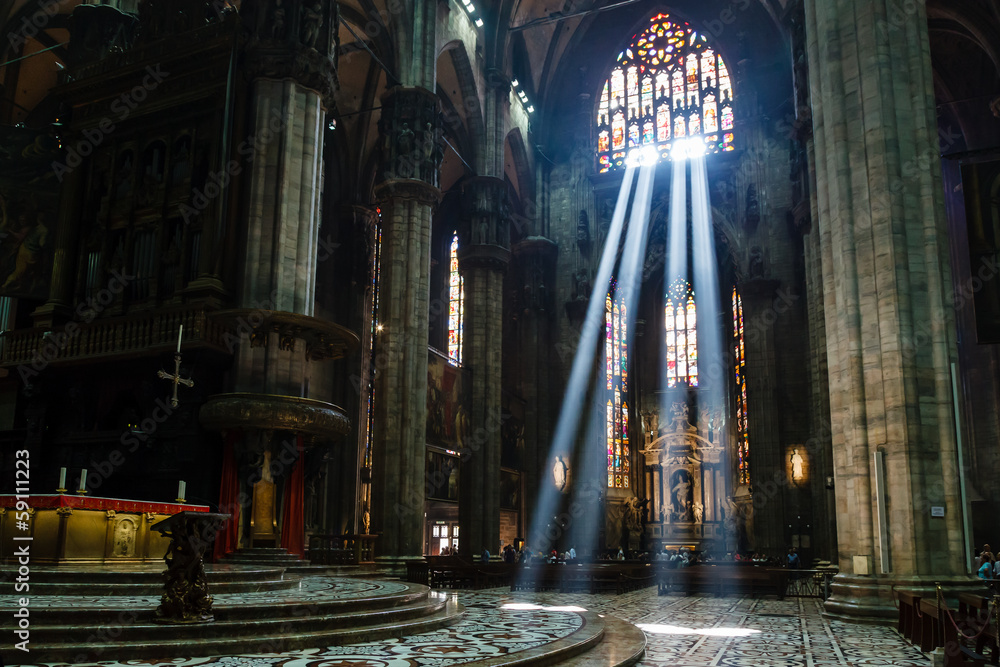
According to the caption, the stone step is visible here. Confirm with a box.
[24,596,450,645]
[22,598,464,664]
[548,614,647,667]
[0,564,291,595]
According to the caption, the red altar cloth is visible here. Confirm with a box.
[0,494,209,514]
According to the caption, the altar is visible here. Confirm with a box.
[0,495,209,564]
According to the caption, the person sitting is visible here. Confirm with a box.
[617,547,625,561]
[440,546,450,556]
[481,547,491,563]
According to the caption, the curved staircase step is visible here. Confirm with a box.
[24,598,465,663]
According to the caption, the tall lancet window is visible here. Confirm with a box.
[665,279,698,387]
[606,285,630,488]
[733,287,749,485]
[448,232,464,364]
[596,12,736,173]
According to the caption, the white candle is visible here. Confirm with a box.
[58,467,66,490]
[178,480,186,500]
[79,469,87,491]
[176,324,184,353]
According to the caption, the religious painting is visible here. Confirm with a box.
[425,449,459,501]
[961,160,1000,343]
[500,470,520,510]
[0,126,62,300]
[426,351,469,449]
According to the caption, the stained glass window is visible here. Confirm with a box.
[606,284,630,488]
[733,286,749,486]
[363,211,383,472]
[665,279,698,387]
[448,232,464,364]
[596,13,736,173]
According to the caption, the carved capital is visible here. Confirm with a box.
[106,510,117,520]
[241,0,339,107]
[56,507,74,517]
[377,87,443,188]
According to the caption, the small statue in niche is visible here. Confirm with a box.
[300,1,324,48]
[692,501,704,524]
[745,184,760,232]
[572,269,591,303]
[576,210,591,248]
[396,123,414,159]
[748,246,765,279]
[270,0,286,40]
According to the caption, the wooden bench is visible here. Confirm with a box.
[956,593,998,666]
[657,564,786,598]
[511,563,656,594]
[898,591,922,646]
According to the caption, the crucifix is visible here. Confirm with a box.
[158,324,194,408]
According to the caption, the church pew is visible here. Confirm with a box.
[897,590,922,645]
[656,564,786,598]
[917,597,990,667]
[956,593,998,665]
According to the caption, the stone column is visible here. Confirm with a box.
[740,279,786,556]
[33,162,86,327]
[230,0,338,396]
[457,176,510,559]
[370,87,441,564]
[805,0,974,619]
[511,237,557,550]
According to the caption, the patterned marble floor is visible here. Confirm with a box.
[6,588,929,667]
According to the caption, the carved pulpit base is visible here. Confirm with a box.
[151,512,230,624]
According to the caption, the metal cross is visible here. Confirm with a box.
[158,353,194,408]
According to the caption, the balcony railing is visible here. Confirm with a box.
[0,307,230,367]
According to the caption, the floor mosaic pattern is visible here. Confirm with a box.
[6,587,930,667]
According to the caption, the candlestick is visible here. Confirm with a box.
[78,469,88,495]
[57,467,67,493]
[177,480,186,503]
[176,324,184,354]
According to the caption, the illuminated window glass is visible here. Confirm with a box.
[448,232,464,364]
[606,283,630,488]
[665,279,698,387]
[733,286,749,485]
[595,13,736,173]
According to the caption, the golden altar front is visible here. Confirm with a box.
[0,495,210,564]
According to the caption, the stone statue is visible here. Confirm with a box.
[576,210,591,247]
[692,501,704,524]
[301,1,324,48]
[270,0,286,39]
[670,401,690,433]
[572,270,591,302]
[790,448,804,484]
[642,410,659,444]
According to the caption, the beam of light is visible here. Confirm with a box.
[661,160,688,434]
[626,145,659,167]
[637,624,761,637]
[566,164,656,558]
[522,166,638,585]
[671,137,707,162]
[691,153,727,540]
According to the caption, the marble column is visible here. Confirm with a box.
[457,176,511,559]
[370,87,441,564]
[232,0,338,396]
[740,279,787,557]
[805,0,974,619]
[511,237,557,552]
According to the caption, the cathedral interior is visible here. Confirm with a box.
[0,0,999,663]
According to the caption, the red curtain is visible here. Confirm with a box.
[280,436,305,557]
[212,431,241,561]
